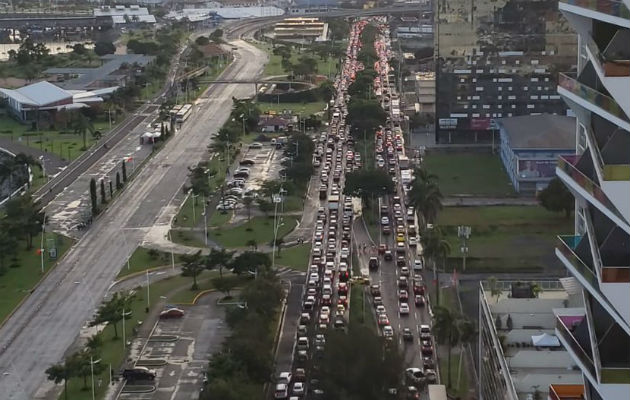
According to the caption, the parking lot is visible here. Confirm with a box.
[218,141,283,213]
[119,292,229,400]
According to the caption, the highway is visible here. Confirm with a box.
[0,39,267,400]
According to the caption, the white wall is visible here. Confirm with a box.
[601,180,630,224]
[600,282,630,326]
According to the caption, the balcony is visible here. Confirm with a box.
[556,155,626,223]
[548,384,584,400]
[558,73,630,129]
[558,235,599,287]
[559,0,630,20]
[555,313,597,379]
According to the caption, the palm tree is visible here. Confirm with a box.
[421,227,451,305]
[181,250,204,289]
[456,318,476,388]
[408,167,443,228]
[205,248,235,280]
[72,112,94,150]
[432,305,460,389]
[45,359,74,400]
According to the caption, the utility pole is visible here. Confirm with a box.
[457,225,471,271]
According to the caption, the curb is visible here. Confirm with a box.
[110,264,176,289]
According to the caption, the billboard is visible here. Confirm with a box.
[469,117,491,130]
[517,159,557,179]
[439,118,458,129]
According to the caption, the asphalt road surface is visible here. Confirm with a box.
[0,39,267,400]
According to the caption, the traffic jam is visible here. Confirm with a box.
[274,17,437,400]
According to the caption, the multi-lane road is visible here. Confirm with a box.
[0,39,267,400]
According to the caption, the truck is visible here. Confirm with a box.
[401,169,413,185]
[398,155,410,169]
[328,195,340,210]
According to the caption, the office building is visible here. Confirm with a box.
[478,280,583,400]
[435,0,577,143]
[497,114,575,194]
[552,0,630,399]
[273,17,328,42]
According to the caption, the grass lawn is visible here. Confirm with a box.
[259,42,339,78]
[171,229,206,248]
[274,244,311,271]
[438,206,572,273]
[116,247,183,279]
[257,101,327,116]
[282,195,304,212]
[211,216,297,249]
[0,234,72,324]
[439,352,470,399]
[423,153,515,196]
[60,270,236,400]
[209,210,232,227]
[0,114,110,161]
[29,164,47,192]
[349,284,375,329]
[174,194,207,228]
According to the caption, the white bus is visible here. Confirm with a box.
[175,104,193,123]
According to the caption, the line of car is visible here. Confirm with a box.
[274,19,366,400]
[368,18,439,396]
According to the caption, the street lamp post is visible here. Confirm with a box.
[40,210,46,274]
[168,230,175,270]
[191,192,198,224]
[39,155,46,181]
[271,193,282,269]
[90,355,101,400]
[146,270,150,309]
[457,225,471,272]
[202,195,208,246]
[121,308,132,350]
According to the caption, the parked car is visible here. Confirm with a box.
[159,308,184,319]
[122,367,156,382]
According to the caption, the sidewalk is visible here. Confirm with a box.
[443,196,538,206]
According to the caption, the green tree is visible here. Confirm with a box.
[122,160,128,182]
[45,358,75,400]
[408,167,443,227]
[230,251,271,275]
[72,112,94,150]
[538,177,573,218]
[243,196,254,221]
[72,43,87,55]
[346,98,387,137]
[211,276,237,297]
[343,169,394,206]
[318,327,404,399]
[205,248,235,279]
[0,228,18,268]
[195,36,210,46]
[4,194,44,249]
[421,227,450,305]
[89,292,135,338]
[187,164,211,197]
[100,179,106,204]
[90,178,98,215]
[432,306,460,388]
[94,41,116,56]
[181,250,204,290]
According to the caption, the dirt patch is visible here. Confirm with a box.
[0,77,27,88]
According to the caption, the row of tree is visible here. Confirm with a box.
[201,269,284,399]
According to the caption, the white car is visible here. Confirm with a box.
[383,325,394,339]
[376,305,386,315]
[292,382,305,396]
[381,216,389,225]
[414,259,423,271]
[249,142,263,149]
[275,383,289,399]
[399,303,410,315]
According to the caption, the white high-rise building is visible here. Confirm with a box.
[553,0,630,399]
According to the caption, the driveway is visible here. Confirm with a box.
[119,291,229,400]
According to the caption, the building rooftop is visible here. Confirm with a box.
[497,114,576,150]
[480,280,583,400]
[44,54,154,90]
[0,81,71,106]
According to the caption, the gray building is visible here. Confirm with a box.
[497,114,575,194]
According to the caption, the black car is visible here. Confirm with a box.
[122,367,156,382]
[402,328,414,342]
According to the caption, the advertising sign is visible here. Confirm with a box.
[439,118,458,129]
[469,117,491,130]
[518,159,557,179]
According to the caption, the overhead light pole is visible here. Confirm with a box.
[121,308,132,350]
[90,356,101,400]
[457,225,471,272]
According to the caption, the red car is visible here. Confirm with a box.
[338,296,348,308]
[413,282,426,295]
[414,295,426,307]
[160,308,184,319]
[338,282,348,295]
[378,244,387,255]
[398,289,409,302]
[421,339,434,356]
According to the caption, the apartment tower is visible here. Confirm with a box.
[553,0,630,399]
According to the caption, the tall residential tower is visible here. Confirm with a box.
[554,0,630,399]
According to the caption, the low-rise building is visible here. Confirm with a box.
[478,279,583,400]
[497,114,575,194]
[0,81,111,123]
[415,71,435,114]
[273,17,328,42]
[93,5,156,25]
[44,54,155,91]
